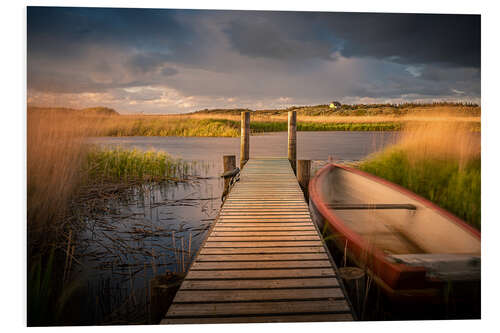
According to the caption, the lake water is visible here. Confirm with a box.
[88,131,399,163]
[76,131,399,323]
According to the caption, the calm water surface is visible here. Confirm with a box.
[89,131,398,163]
[76,132,398,323]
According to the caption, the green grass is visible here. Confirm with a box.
[359,148,481,230]
[84,147,193,183]
[102,118,239,137]
[248,121,401,133]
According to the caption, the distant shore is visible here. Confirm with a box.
[28,102,480,137]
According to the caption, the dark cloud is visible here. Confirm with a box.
[27,7,481,112]
[224,13,336,60]
[320,12,480,68]
[222,11,479,68]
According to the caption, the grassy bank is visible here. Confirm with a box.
[359,122,480,229]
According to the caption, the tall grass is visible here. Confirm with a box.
[27,110,195,325]
[359,122,481,229]
[85,147,191,183]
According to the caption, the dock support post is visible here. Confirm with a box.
[297,159,311,200]
[223,155,236,197]
[240,111,250,169]
[288,110,297,174]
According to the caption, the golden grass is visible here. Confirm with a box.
[27,110,94,250]
[360,121,481,228]
[398,122,480,167]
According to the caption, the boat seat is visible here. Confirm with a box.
[328,203,417,210]
[387,253,481,281]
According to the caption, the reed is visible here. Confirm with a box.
[359,122,481,229]
[84,147,191,183]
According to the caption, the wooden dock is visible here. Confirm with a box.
[162,158,354,324]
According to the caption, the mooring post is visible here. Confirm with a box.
[297,159,311,200]
[223,155,236,196]
[240,111,250,169]
[288,110,297,173]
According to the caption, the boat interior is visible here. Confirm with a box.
[319,166,481,280]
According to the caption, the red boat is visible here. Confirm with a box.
[309,163,480,302]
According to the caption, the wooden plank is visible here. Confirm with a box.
[204,241,323,247]
[185,268,336,280]
[196,253,329,261]
[190,260,332,270]
[166,299,350,317]
[162,313,352,324]
[216,223,314,227]
[199,247,326,255]
[207,236,320,242]
[222,207,307,211]
[211,231,318,236]
[217,218,313,222]
[214,226,316,231]
[173,287,344,303]
[180,277,340,290]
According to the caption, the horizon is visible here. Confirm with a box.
[27,7,481,114]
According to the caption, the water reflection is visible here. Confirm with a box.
[74,161,222,323]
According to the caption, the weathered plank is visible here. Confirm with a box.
[185,268,336,280]
[207,235,320,242]
[180,277,340,290]
[167,299,350,317]
[196,253,329,261]
[199,246,326,255]
[162,313,353,324]
[190,260,332,270]
[173,287,344,303]
[204,241,324,247]
[211,231,318,236]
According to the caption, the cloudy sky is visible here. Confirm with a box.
[27,7,480,114]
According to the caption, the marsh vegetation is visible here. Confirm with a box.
[360,122,481,229]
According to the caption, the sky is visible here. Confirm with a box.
[27,7,481,114]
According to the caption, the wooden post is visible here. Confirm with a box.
[288,110,297,173]
[223,155,236,197]
[297,160,311,200]
[149,273,184,324]
[240,111,250,169]
[339,267,366,319]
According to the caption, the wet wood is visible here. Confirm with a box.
[163,158,353,324]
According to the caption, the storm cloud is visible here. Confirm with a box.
[27,7,480,113]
